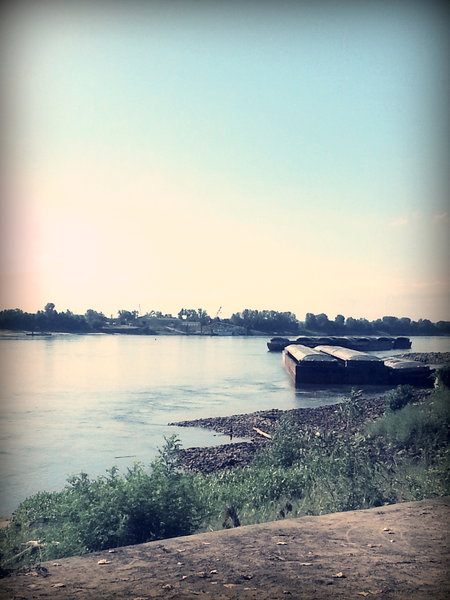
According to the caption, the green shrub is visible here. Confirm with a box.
[256,413,306,468]
[340,389,365,427]
[436,364,450,388]
[385,385,415,412]
[0,436,203,571]
[368,388,450,455]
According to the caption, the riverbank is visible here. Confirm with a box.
[173,388,432,474]
[171,352,448,474]
[1,497,448,599]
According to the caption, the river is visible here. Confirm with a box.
[1,333,449,516]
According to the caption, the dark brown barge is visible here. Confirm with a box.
[268,336,412,352]
[282,344,432,387]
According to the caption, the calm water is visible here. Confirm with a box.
[1,334,449,515]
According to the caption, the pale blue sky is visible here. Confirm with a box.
[2,2,449,320]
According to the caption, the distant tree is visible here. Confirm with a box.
[0,308,36,331]
[315,313,330,330]
[353,318,369,333]
[345,316,358,332]
[145,310,165,319]
[305,313,317,330]
[230,309,298,334]
[416,319,435,335]
[184,309,199,321]
[382,316,398,332]
[197,308,210,333]
[117,310,138,325]
[398,317,411,334]
[436,321,450,335]
[85,309,107,330]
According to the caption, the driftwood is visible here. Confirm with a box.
[252,427,272,439]
[3,542,40,566]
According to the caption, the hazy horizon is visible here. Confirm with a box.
[1,2,449,322]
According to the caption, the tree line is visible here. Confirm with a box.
[301,312,450,336]
[0,303,449,336]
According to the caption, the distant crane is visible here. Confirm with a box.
[209,307,222,335]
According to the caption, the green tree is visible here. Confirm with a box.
[305,313,317,330]
[85,309,107,330]
[117,310,138,325]
[197,308,210,334]
[44,302,56,314]
[315,313,330,330]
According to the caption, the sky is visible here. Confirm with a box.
[1,1,449,322]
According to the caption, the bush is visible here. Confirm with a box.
[257,413,306,468]
[0,436,203,571]
[436,364,450,388]
[385,385,415,412]
[368,388,450,455]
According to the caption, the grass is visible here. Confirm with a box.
[367,387,450,455]
[1,386,449,574]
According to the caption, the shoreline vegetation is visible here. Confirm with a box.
[1,357,449,576]
[1,303,450,337]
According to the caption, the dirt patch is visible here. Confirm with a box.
[1,498,448,599]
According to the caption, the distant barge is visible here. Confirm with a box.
[268,336,411,352]
[282,344,432,387]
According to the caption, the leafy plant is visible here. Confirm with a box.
[385,385,416,412]
[436,364,450,389]
[0,436,203,571]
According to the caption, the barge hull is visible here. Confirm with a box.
[282,345,345,385]
[268,336,411,352]
[282,344,433,388]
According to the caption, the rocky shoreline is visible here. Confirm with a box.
[173,388,431,474]
[172,390,433,474]
[171,352,449,474]
[396,351,450,365]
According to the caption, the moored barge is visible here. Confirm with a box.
[268,336,411,352]
[315,345,388,384]
[282,344,344,385]
[282,344,433,387]
[384,357,433,386]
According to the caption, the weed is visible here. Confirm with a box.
[436,364,450,389]
[385,385,415,412]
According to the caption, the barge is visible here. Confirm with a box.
[384,357,433,387]
[282,344,344,385]
[315,345,388,384]
[282,344,432,387]
[268,336,411,352]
